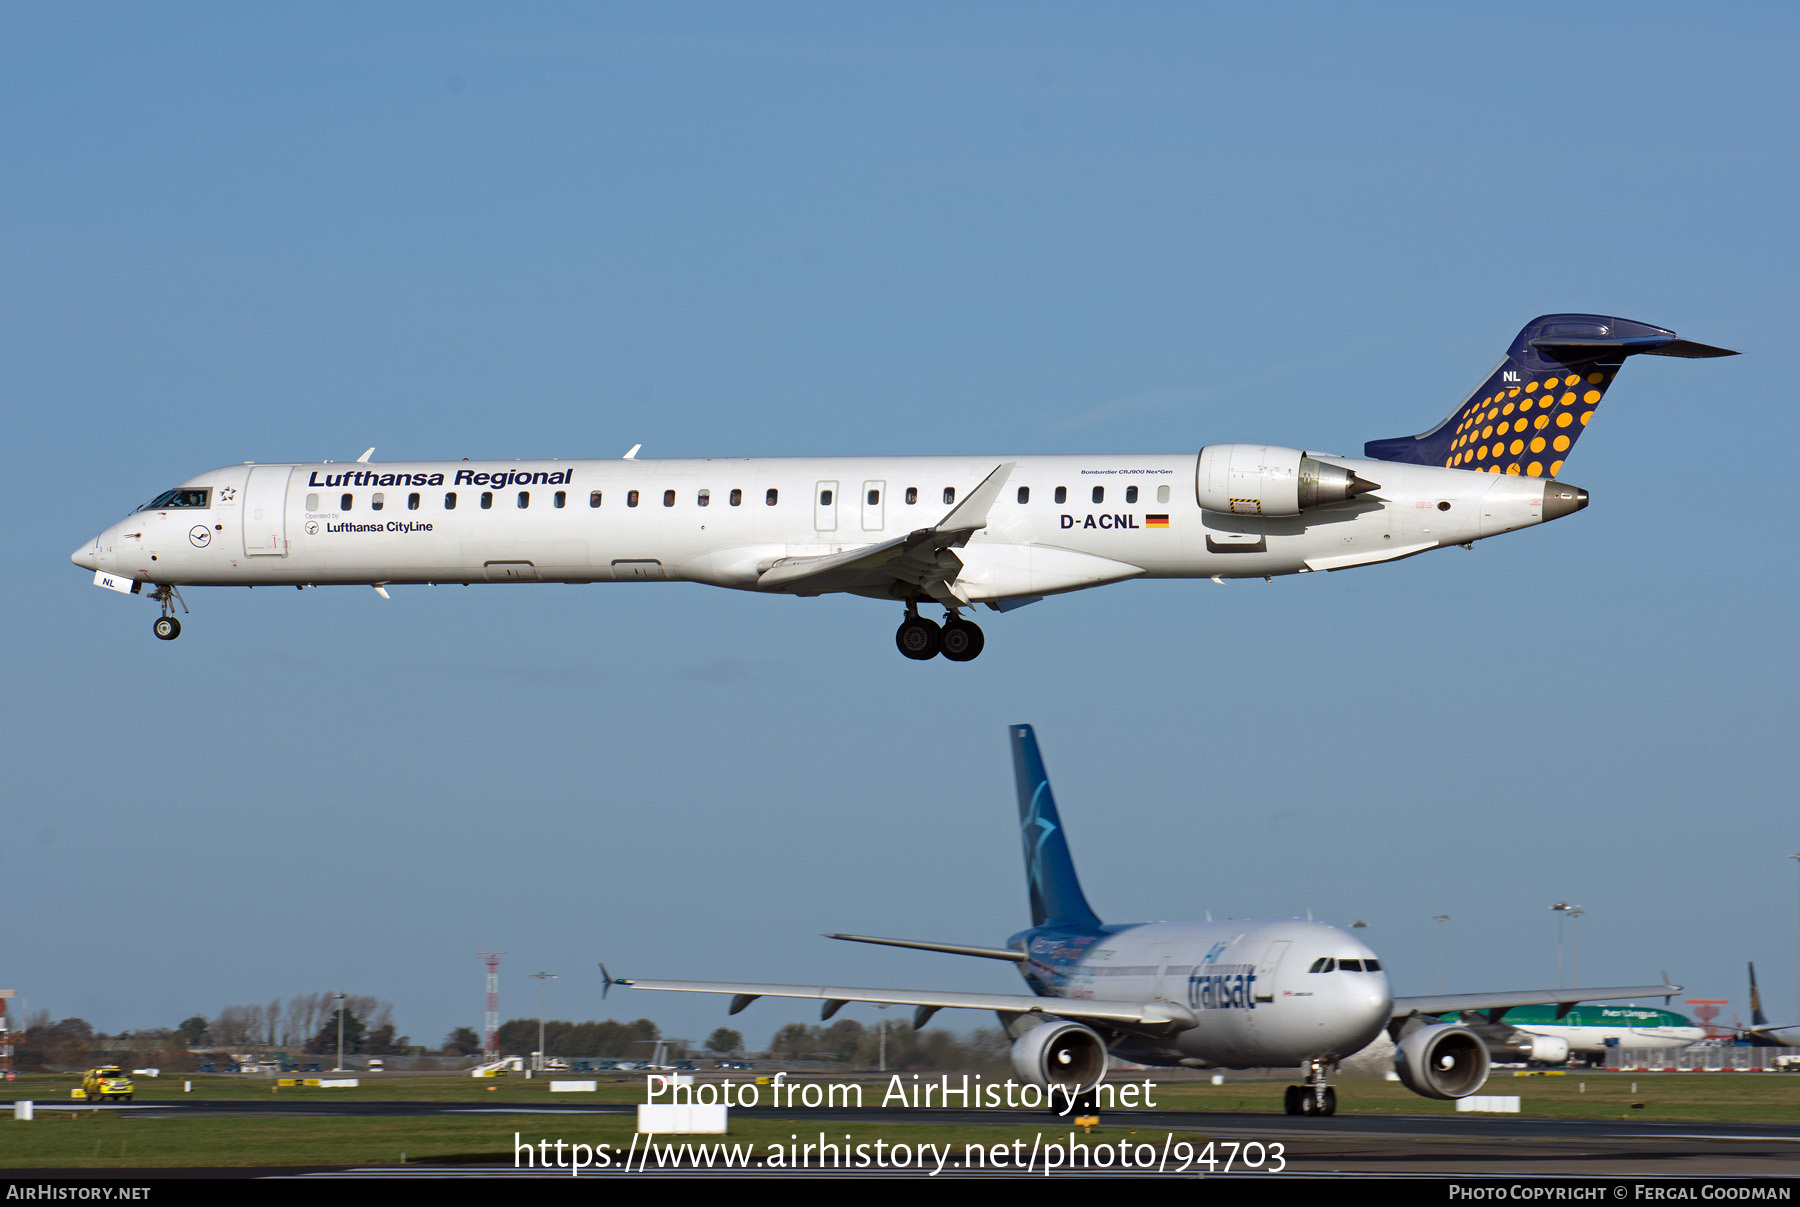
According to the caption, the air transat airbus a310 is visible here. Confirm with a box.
[71,314,1733,659]
[612,725,1680,1115]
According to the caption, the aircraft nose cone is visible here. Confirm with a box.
[71,542,97,571]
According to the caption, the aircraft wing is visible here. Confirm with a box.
[756,462,1015,601]
[618,976,1194,1033]
[1393,983,1680,1020]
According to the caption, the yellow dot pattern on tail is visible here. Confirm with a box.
[1443,371,1608,478]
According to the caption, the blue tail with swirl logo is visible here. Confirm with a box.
[1010,724,1100,930]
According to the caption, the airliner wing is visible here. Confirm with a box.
[757,462,1015,599]
[618,976,1194,1033]
[1393,983,1679,1019]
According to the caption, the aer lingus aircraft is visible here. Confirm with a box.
[611,725,1679,1115]
[72,314,1733,659]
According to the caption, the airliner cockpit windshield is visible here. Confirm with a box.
[136,488,210,511]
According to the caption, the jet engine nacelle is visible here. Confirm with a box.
[1195,444,1379,517]
[1009,1020,1110,1091]
[1394,1023,1492,1100]
[1499,1033,1571,1065]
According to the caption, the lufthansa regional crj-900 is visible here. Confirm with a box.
[72,314,1733,659]
[611,725,1680,1115]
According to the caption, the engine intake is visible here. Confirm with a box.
[1394,1023,1491,1099]
[1196,445,1380,516]
[1010,1020,1109,1091]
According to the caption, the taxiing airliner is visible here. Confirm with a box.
[72,314,1733,659]
[612,725,1679,1115]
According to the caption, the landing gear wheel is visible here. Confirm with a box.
[895,617,942,660]
[1283,1085,1302,1115]
[153,615,181,641]
[1320,1086,1336,1116]
[940,619,985,662]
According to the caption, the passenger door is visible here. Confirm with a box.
[243,466,292,556]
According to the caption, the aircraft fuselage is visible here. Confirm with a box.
[1009,917,1390,1069]
[74,450,1574,595]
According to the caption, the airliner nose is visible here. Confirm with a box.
[71,542,97,571]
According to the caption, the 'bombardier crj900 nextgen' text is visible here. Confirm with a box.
[72,314,1734,658]
[611,725,1681,1115]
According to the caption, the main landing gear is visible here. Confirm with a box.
[1283,1059,1337,1116]
[895,604,985,662]
[149,584,188,641]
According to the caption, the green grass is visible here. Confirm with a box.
[3,1070,1798,1169]
[0,1111,1213,1171]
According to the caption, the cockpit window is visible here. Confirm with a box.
[1309,958,1336,973]
[137,488,210,511]
[1363,958,1381,971]
[1339,958,1363,971]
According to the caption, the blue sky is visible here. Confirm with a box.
[5,3,1797,1050]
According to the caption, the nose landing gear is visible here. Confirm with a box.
[895,604,985,662]
[1283,1059,1338,1116]
[148,584,188,641]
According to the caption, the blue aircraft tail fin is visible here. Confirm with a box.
[1009,725,1100,930]
[1363,314,1736,477]
[1750,962,1770,1028]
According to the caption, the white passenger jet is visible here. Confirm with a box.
[72,314,1733,659]
[611,725,1679,1115]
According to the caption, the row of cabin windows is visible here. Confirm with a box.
[305,482,1176,513]
[1017,484,1164,505]
[609,488,776,508]
[306,488,781,512]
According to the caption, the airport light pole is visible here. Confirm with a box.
[531,971,556,1073]
[1432,915,1450,994]
[1790,855,1800,1022]
[333,993,346,1072]
[1567,906,1584,986]
[869,1005,891,1073]
[1550,902,1571,987]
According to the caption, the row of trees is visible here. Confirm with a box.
[180,994,399,1052]
[13,1008,1007,1072]
[765,1018,1011,1071]
[12,1015,195,1072]
[492,1017,661,1059]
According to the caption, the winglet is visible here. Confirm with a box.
[936,463,1015,534]
[357,448,375,463]
[599,963,627,999]
[623,444,641,460]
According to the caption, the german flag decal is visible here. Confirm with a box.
[1145,514,1170,528]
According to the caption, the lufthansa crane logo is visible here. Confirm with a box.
[305,520,319,535]
[188,525,211,548]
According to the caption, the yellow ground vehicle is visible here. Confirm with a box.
[80,1066,134,1102]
